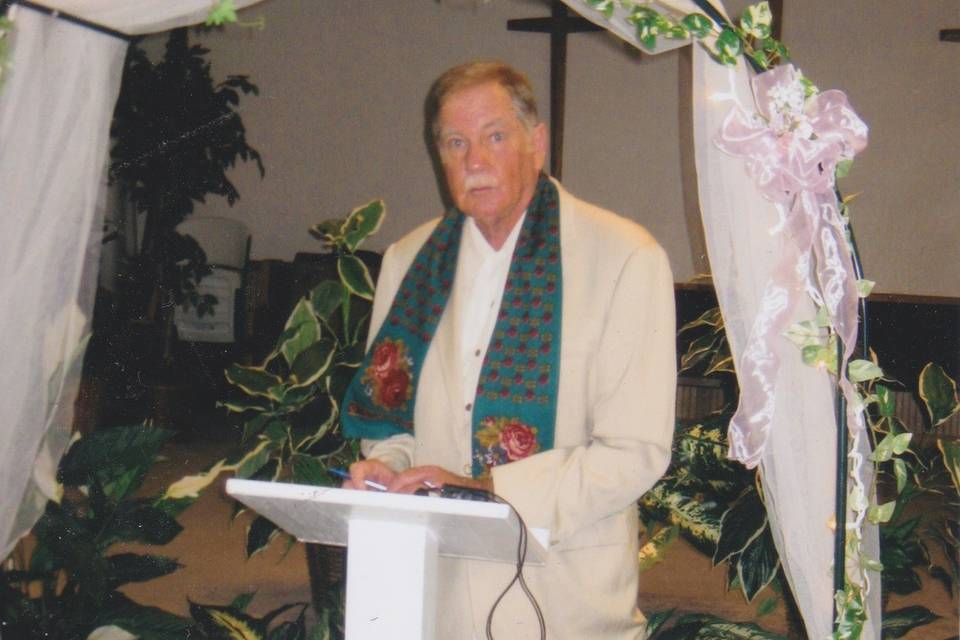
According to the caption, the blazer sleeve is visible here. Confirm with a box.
[490,240,676,543]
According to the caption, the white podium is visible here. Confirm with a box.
[226,478,547,640]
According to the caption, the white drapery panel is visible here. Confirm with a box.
[0,0,263,558]
[564,0,881,637]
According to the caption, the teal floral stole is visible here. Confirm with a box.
[342,175,562,478]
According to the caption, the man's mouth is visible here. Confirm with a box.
[464,176,496,192]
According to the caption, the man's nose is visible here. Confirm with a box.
[465,140,490,170]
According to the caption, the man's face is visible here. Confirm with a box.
[436,81,546,243]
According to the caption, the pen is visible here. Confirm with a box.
[329,467,388,491]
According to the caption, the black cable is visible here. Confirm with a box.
[435,485,545,638]
[484,492,546,640]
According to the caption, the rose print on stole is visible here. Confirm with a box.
[474,417,540,476]
[361,338,413,411]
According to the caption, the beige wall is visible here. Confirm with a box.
[172,0,959,297]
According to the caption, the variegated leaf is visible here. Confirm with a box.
[342,199,385,253]
[225,364,283,398]
[281,298,321,367]
[289,339,336,388]
[338,254,374,300]
[919,363,959,427]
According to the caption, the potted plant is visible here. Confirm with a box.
[164,199,384,626]
[95,27,263,427]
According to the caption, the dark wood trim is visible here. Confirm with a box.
[769,0,784,41]
[940,29,960,42]
[674,281,960,306]
[506,15,604,35]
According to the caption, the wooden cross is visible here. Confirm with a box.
[507,0,787,178]
[507,1,603,180]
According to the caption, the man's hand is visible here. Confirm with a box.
[388,465,493,495]
[344,459,398,490]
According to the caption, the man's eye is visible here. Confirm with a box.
[447,138,464,150]
[490,131,504,142]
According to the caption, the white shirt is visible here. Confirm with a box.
[452,213,526,423]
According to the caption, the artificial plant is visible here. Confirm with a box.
[654,304,960,638]
[0,424,195,639]
[160,200,384,629]
[109,27,263,323]
[0,422,344,640]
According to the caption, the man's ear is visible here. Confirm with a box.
[531,122,548,170]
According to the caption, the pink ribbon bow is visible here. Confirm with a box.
[715,64,868,468]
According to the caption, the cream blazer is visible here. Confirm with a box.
[362,179,676,639]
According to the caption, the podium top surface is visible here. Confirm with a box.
[226,478,546,565]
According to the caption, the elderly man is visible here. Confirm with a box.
[342,61,675,639]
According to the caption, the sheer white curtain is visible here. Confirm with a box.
[563,1,881,637]
[0,0,264,559]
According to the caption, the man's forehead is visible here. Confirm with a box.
[438,113,516,136]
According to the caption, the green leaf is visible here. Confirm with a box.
[105,553,181,589]
[679,333,719,372]
[342,199,385,253]
[246,515,280,558]
[190,600,265,639]
[893,458,908,494]
[289,339,336,388]
[918,362,959,427]
[681,13,713,39]
[226,364,283,399]
[815,304,832,327]
[870,432,913,463]
[736,526,780,602]
[638,525,678,572]
[881,606,940,639]
[206,0,238,26]
[236,441,276,480]
[242,413,278,443]
[875,384,895,418]
[230,592,257,613]
[109,501,183,545]
[835,158,854,179]
[338,254,374,300]
[834,586,867,640]
[282,299,321,367]
[755,595,778,617]
[657,613,784,639]
[58,423,172,499]
[784,320,823,348]
[291,454,330,487]
[585,0,616,20]
[643,609,675,638]
[95,592,195,640]
[310,280,346,322]
[679,306,723,333]
[716,27,743,61]
[740,2,772,39]
[937,438,960,495]
[855,278,874,298]
[867,500,896,524]
[715,489,767,564]
[218,399,268,414]
[848,359,883,383]
[801,343,836,374]
[704,353,735,376]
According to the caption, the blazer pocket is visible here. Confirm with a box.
[550,507,636,552]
